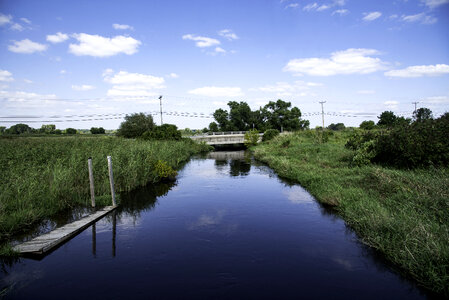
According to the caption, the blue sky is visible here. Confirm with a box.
[0,0,448,129]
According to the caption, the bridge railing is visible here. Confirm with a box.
[190,131,247,138]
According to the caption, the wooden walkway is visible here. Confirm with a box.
[13,206,117,255]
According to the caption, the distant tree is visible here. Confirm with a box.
[359,120,375,130]
[327,123,346,131]
[90,127,105,134]
[6,123,33,134]
[117,113,155,138]
[202,127,209,133]
[377,111,397,127]
[261,99,309,131]
[213,109,231,131]
[65,128,77,134]
[54,129,62,135]
[395,116,411,127]
[40,124,56,134]
[413,108,433,122]
[0,126,5,135]
[228,101,252,131]
[208,122,219,132]
[141,124,181,140]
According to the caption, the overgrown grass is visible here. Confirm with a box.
[253,130,449,296]
[0,136,211,244]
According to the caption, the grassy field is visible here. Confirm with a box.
[253,130,449,296]
[0,136,211,246]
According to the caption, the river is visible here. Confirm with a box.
[0,151,428,299]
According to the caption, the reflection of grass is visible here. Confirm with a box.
[0,136,211,248]
[253,131,449,296]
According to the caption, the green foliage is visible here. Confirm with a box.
[117,113,155,138]
[90,127,105,134]
[352,140,377,166]
[262,129,280,142]
[377,111,397,127]
[244,129,259,147]
[0,126,5,135]
[261,99,309,131]
[40,124,56,134]
[0,136,211,242]
[141,124,182,140]
[345,130,378,151]
[327,123,346,131]
[65,128,77,134]
[5,123,33,135]
[413,107,433,122]
[154,160,177,181]
[359,120,375,130]
[208,122,219,132]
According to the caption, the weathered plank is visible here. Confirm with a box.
[13,206,117,255]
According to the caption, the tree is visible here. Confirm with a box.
[213,108,231,131]
[208,122,219,132]
[327,123,345,131]
[6,123,32,134]
[228,101,252,131]
[0,126,5,135]
[377,111,397,127]
[359,120,375,130]
[117,113,155,138]
[261,99,309,131]
[40,124,56,134]
[90,127,105,134]
[413,108,433,122]
[65,128,77,134]
[141,124,181,140]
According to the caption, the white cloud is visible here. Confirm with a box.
[251,81,322,97]
[0,70,14,82]
[23,79,33,84]
[113,23,134,30]
[47,32,69,43]
[422,0,449,8]
[303,3,319,11]
[167,73,179,78]
[215,47,226,53]
[384,101,399,110]
[385,64,449,78]
[317,4,331,11]
[8,39,48,54]
[72,84,95,91]
[284,48,386,76]
[60,69,67,74]
[218,29,239,41]
[182,34,220,48]
[332,9,349,15]
[363,11,382,21]
[69,33,141,57]
[188,86,244,97]
[0,13,12,26]
[20,17,31,24]
[401,13,437,24]
[10,23,24,31]
[103,70,165,97]
[424,96,449,104]
[285,3,300,9]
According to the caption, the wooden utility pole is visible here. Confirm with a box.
[319,101,326,130]
[412,101,419,114]
[159,95,163,125]
[107,156,116,206]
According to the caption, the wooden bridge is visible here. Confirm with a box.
[190,131,262,146]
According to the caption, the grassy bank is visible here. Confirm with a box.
[0,136,211,244]
[253,130,449,295]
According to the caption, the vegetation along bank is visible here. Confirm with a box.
[253,119,449,295]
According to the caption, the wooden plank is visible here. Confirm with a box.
[13,206,117,255]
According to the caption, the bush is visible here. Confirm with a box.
[244,129,259,147]
[262,129,280,142]
[154,160,177,181]
[359,120,375,130]
[141,124,182,140]
[327,123,345,131]
[117,113,155,138]
[345,130,378,151]
[65,128,77,134]
[90,127,105,134]
[352,140,376,166]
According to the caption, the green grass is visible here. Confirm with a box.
[0,136,211,244]
[253,130,449,296]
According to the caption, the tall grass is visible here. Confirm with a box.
[253,130,449,296]
[0,136,210,242]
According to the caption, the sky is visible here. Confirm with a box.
[0,0,448,130]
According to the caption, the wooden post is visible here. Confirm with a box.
[107,156,116,206]
[88,157,95,207]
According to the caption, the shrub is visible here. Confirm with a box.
[359,120,375,130]
[117,113,155,138]
[345,130,378,151]
[65,128,77,134]
[244,129,259,147]
[352,140,376,166]
[154,160,177,181]
[327,123,345,131]
[262,129,280,142]
[141,124,182,140]
[90,127,105,134]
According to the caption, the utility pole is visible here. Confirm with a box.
[412,101,419,114]
[319,101,326,130]
[159,95,163,125]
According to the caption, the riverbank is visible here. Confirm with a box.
[253,130,449,296]
[0,136,211,249]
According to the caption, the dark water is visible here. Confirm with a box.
[1,151,429,299]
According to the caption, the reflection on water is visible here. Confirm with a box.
[0,151,432,299]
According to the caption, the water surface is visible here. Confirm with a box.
[1,151,428,299]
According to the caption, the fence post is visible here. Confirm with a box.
[107,156,117,206]
[88,157,95,207]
